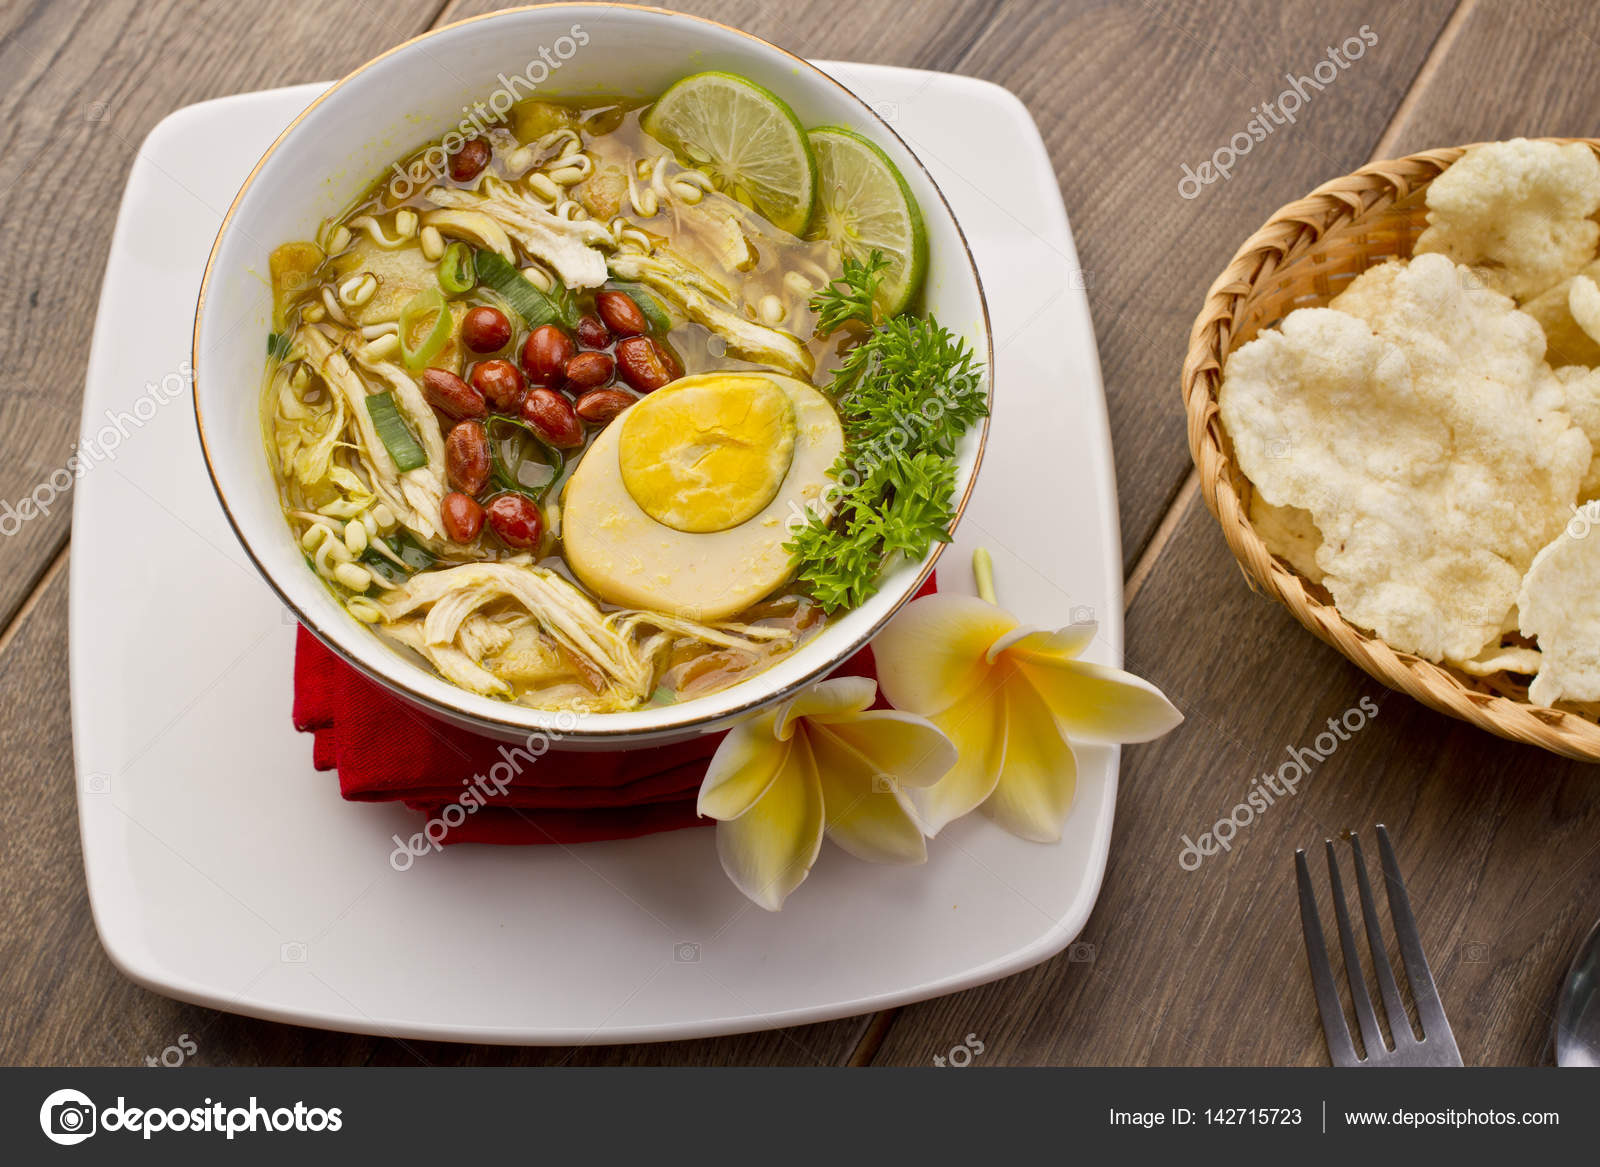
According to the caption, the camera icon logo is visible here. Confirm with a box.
[1463,941,1489,963]
[39,1088,97,1145]
[1067,941,1096,963]
[280,941,308,963]
[1265,437,1293,460]
[674,941,700,963]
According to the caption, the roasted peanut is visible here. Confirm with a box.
[469,359,526,412]
[614,335,677,392]
[420,367,487,419]
[595,290,648,337]
[445,420,491,494]
[440,492,485,542]
[520,386,584,448]
[486,493,543,549]
[574,387,636,423]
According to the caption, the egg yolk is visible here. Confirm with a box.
[618,376,798,533]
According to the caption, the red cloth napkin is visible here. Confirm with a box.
[292,575,934,847]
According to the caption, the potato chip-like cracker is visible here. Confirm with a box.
[1220,254,1589,662]
[1519,524,1600,705]
[1415,138,1600,301]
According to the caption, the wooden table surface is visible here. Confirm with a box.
[5,0,1599,1068]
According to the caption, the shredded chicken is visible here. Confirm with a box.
[377,561,793,711]
[606,249,814,378]
[298,325,447,543]
[426,180,613,288]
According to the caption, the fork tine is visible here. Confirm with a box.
[1375,825,1463,1064]
[1324,839,1387,1060]
[1295,849,1360,1067]
[1347,832,1418,1048]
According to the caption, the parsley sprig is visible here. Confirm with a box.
[789,252,988,612]
[810,251,890,336]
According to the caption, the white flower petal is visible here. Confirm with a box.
[775,675,877,739]
[715,737,824,911]
[809,711,957,789]
[1016,657,1183,745]
[982,679,1078,842]
[1002,623,1097,663]
[698,711,786,820]
[873,594,1019,715]
[809,728,928,865]
[907,677,1008,835]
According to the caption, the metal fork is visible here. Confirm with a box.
[1295,825,1462,1066]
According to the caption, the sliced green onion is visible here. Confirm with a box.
[365,391,428,471]
[437,241,475,296]
[649,685,676,706]
[362,533,435,584]
[267,331,293,360]
[486,415,562,500]
[474,250,579,329]
[605,282,672,332]
[397,288,452,370]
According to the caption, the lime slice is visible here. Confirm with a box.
[807,126,927,317]
[642,72,816,236]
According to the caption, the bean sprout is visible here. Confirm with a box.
[361,333,400,360]
[347,597,384,623]
[338,273,377,307]
[419,225,445,260]
[527,172,560,203]
[348,215,408,249]
[783,270,815,298]
[319,286,354,326]
[333,562,372,592]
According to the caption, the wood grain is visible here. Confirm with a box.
[0,0,1009,1069]
[438,0,1007,67]
[946,0,1458,571]
[872,492,1600,1066]
[9,0,1600,1069]
[874,0,1600,1066]
[0,0,449,630]
[0,558,874,1066]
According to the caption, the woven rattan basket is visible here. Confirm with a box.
[1182,139,1600,762]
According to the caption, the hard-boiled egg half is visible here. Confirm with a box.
[562,372,843,621]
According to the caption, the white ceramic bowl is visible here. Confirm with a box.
[193,4,991,747]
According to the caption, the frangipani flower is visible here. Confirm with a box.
[698,675,957,911]
[874,572,1182,842]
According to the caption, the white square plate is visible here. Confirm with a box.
[69,63,1121,1044]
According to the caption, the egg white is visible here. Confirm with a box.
[562,372,844,621]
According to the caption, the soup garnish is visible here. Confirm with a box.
[264,73,985,713]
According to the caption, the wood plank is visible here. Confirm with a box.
[437,0,1006,67]
[946,0,1457,571]
[0,0,446,630]
[875,0,1600,1066]
[1381,0,1600,153]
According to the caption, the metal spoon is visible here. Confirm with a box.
[1555,917,1600,1066]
